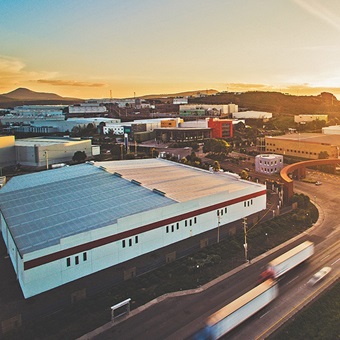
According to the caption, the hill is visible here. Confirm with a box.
[191,91,340,115]
[0,88,83,108]
[141,89,218,99]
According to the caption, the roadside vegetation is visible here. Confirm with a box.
[4,194,318,340]
[270,281,340,340]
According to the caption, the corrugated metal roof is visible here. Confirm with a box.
[95,158,260,202]
[0,163,175,255]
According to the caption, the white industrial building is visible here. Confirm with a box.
[173,97,188,105]
[0,159,266,298]
[9,105,66,117]
[15,137,93,168]
[232,111,272,120]
[322,125,340,135]
[68,101,107,115]
[103,118,178,135]
[255,154,284,174]
[180,104,238,115]
[294,114,328,124]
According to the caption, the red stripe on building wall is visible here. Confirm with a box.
[24,190,266,270]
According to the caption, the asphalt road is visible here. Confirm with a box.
[83,170,340,340]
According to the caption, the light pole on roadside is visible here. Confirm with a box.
[217,211,221,243]
[243,217,248,263]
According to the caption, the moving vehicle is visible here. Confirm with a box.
[194,279,278,339]
[315,181,322,186]
[308,267,331,286]
[259,241,314,282]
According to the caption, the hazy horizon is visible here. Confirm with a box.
[2,0,340,99]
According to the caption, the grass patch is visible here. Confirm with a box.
[270,281,340,340]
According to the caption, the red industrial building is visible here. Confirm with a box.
[208,118,234,139]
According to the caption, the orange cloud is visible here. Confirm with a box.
[37,79,106,87]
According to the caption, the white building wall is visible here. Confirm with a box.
[180,120,208,128]
[294,114,328,123]
[69,103,107,114]
[173,97,188,105]
[322,125,340,135]
[1,215,20,278]
[15,140,93,168]
[232,111,272,119]
[255,154,283,174]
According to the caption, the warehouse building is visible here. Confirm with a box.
[232,110,272,120]
[265,133,340,159]
[0,159,266,298]
[294,114,328,124]
[15,137,93,169]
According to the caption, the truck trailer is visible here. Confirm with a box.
[259,241,314,282]
[197,279,278,339]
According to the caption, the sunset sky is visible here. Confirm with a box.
[1,0,340,99]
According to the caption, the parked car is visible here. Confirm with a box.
[307,267,331,286]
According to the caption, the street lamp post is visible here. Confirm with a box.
[243,217,248,263]
[217,211,221,243]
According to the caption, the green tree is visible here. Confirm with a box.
[191,142,199,152]
[203,139,230,155]
[110,144,123,160]
[213,160,220,171]
[72,151,87,163]
[240,170,249,179]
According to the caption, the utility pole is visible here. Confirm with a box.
[217,211,221,243]
[243,217,248,263]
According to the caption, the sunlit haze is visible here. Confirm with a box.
[1,0,340,99]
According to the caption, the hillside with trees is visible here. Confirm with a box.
[191,91,340,116]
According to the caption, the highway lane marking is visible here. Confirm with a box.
[321,255,330,261]
[287,276,299,285]
[259,311,270,319]
[331,258,340,266]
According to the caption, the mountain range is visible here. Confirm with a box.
[1,88,340,116]
[0,88,83,108]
